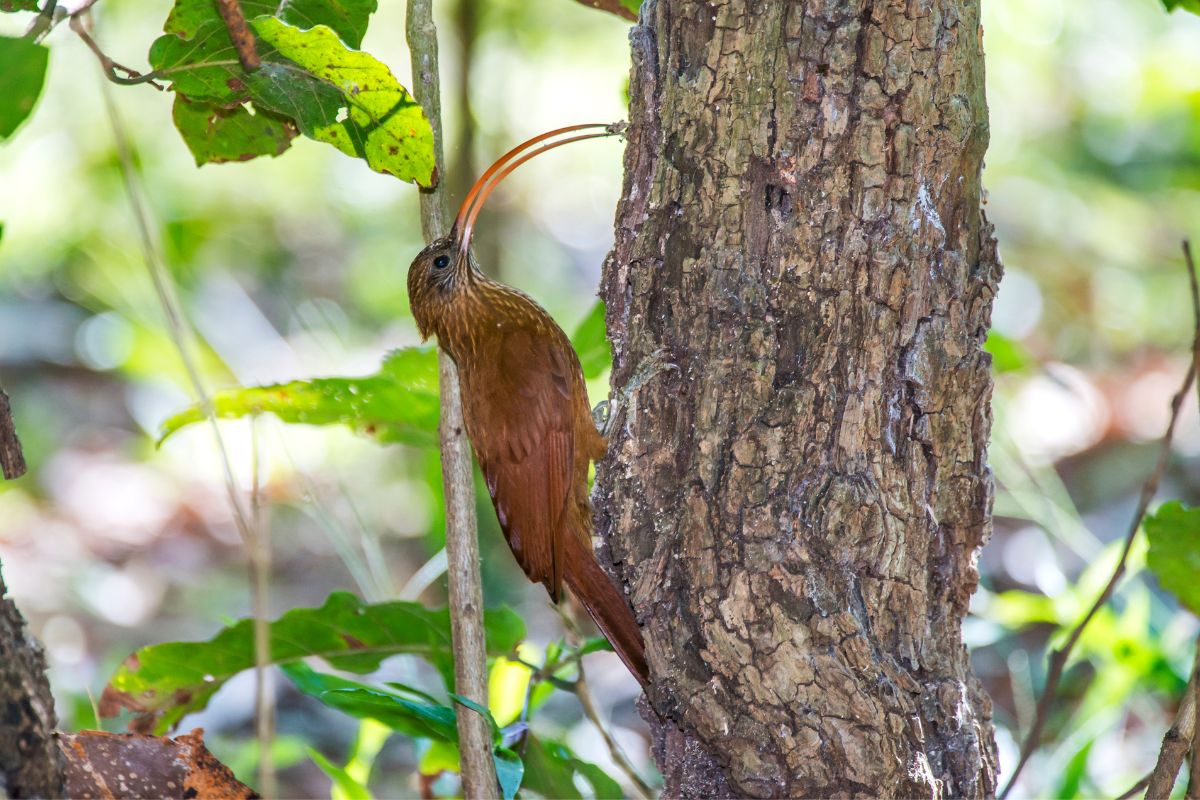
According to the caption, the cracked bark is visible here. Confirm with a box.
[597,1,1000,796]
[1,567,64,798]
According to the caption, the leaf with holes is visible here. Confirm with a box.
[251,18,434,181]
[100,591,525,734]
[172,95,296,164]
[149,15,433,182]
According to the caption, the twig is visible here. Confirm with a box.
[249,421,275,799]
[999,242,1200,798]
[0,386,26,480]
[405,1,497,797]
[575,661,654,800]
[22,0,56,42]
[98,76,274,795]
[1143,641,1200,798]
[70,15,163,88]
[213,0,261,72]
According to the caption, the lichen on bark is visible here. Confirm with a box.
[596,1,1001,796]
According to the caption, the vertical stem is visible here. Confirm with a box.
[250,421,276,799]
[406,2,499,797]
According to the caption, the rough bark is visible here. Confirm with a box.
[0,566,64,798]
[596,1,1000,796]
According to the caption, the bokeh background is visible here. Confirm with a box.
[1,0,1199,796]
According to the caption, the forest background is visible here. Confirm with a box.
[2,0,1200,797]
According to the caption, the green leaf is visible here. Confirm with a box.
[571,300,612,380]
[0,0,40,10]
[158,347,440,447]
[273,0,377,48]
[493,748,524,800]
[172,95,296,165]
[251,18,434,182]
[984,330,1032,374]
[521,736,623,800]
[101,591,525,733]
[570,0,637,21]
[1161,0,1200,14]
[0,36,48,141]
[1144,501,1200,615]
[149,16,434,183]
[309,747,374,800]
[283,663,460,741]
[164,0,375,48]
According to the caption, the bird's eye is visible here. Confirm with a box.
[433,255,450,269]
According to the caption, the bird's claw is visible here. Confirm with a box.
[595,347,678,438]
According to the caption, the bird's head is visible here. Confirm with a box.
[406,122,625,341]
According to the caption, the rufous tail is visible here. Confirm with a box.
[563,525,649,687]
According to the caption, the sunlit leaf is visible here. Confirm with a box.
[252,18,434,182]
[100,591,525,734]
[309,747,373,800]
[172,95,296,165]
[571,300,612,380]
[488,655,533,728]
[158,347,440,447]
[164,0,376,48]
[0,0,40,11]
[1145,501,1200,615]
[0,36,48,141]
[984,330,1033,374]
[149,15,434,183]
[418,739,460,775]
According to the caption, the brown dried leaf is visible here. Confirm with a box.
[59,728,258,799]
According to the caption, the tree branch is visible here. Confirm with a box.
[1000,240,1200,798]
[405,1,497,797]
[1143,641,1200,798]
[213,0,261,72]
[0,385,26,480]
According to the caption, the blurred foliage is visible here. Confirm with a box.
[101,591,524,733]
[1,0,1199,796]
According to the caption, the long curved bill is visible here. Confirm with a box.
[452,122,627,262]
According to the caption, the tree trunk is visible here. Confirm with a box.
[596,1,1000,796]
[1,565,64,798]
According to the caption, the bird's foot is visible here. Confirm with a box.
[594,347,678,438]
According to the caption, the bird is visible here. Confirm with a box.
[406,124,649,686]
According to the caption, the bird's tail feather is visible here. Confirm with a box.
[563,525,649,687]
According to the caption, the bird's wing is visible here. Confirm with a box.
[467,325,575,601]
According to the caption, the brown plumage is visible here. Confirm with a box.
[406,125,648,686]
